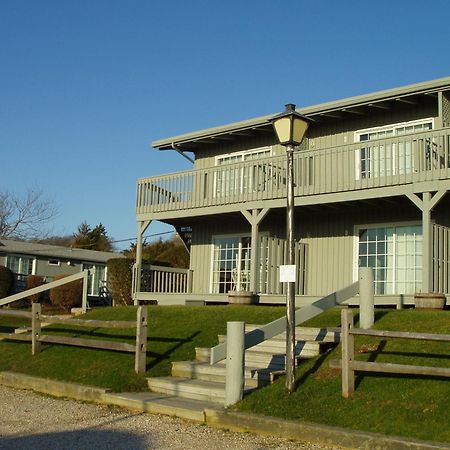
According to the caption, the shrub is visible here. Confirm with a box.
[26,275,46,304]
[49,274,83,311]
[107,258,133,306]
[0,265,13,299]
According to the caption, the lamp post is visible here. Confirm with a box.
[270,104,310,393]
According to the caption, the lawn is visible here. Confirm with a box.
[0,305,449,442]
[237,308,450,443]
[0,305,286,392]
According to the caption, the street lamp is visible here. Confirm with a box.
[270,103,310,393]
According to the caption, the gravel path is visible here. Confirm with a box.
[0,385,342,450]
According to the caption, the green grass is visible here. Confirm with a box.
[0,305,285,392]
[1,305,449,442]
[237,308,450,443]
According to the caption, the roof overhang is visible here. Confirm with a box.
[152,76,450,152]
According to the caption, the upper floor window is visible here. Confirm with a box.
[6,255,34,275]
[355,118,434,179]
[215,147,272,197]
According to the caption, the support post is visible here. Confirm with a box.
[135,306,148,374]
[341,309,354,398]
[241,208,269,294]
[225,321,245,407]
[81,270,89,314]
[31,302,41,356]
[134,220,151,305]
[359,267,374,329]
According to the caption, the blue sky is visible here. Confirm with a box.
[2,0,450,250]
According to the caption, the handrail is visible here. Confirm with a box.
[210,280,359,365]
[0,270,90,313]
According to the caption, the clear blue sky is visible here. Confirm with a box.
[2,0,450,250]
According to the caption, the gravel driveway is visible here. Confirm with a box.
[0,385,341,450]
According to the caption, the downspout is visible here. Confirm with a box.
[171,143,194,164]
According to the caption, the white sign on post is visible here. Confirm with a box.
[280,265,296,283]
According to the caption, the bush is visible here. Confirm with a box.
[26,275,46,304]
[49,274,83,311]
[107,258,133,306]
[0,265,13,299]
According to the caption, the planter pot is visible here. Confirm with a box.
[228,291,257,305]
[414,292,446,309]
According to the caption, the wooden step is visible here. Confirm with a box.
[147,377,228,403]
[244,325,341,343]
[171,360,278,388]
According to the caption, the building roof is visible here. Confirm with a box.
[0,239,124,263]
[152,76,450,151]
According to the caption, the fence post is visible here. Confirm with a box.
[135,306,148,374]
[341,309,354,398]
[225,321,245,407]
[81,270,89,314]
[31,302,41,356]
[359,267,374,329]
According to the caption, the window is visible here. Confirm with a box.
[357,224,422,294]
[82,264,107,296]
[355,119,433,179]
[48,259,60,266]
[6,255,34,275]
[211,236,252,293]
[215,147,272,197]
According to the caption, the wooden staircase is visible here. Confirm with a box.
[147,325,340,404]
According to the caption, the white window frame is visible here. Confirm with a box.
[353,221,423,294]
[214,146,272,197]
[6,254,36,275]
[354,117,435,180]
[81,263,107,296]
[48,259,61,266]
[209,232,269,294]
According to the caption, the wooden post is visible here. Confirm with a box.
[359,267,374,329]
[81,270,89,314]
[341,309,354,398]
[31,302,41,355]
[135,306,148,374]
[225,321,245,407]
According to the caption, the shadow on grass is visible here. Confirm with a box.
[294,351,330,389]
[146,331,200,371]
[355,339,387,388]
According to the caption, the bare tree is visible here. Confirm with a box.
[0,188,59,240]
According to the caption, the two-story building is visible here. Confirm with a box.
[134,76,450,307]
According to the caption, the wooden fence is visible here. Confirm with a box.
[340,309,450,398]
[0,305,148,374]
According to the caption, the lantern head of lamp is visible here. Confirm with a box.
[270,103,310,147]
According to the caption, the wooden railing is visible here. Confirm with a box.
[340,309,450,398]
[132,264,192,295]
[0,271,90,313]
[0,304,148,374]
[137,127,450,215]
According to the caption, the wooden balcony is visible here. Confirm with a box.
[137,127,450,219]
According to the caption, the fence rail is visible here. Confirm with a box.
[340,309,450,398]
[0,305,148,374]
[137,127,450,215]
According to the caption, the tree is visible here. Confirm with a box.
[125,235,189,268]
[72,221,114,251]
[0,188,58,240]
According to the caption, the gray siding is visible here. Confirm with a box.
[189,204,423,296]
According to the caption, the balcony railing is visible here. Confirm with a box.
[132,264,193,295]
[137,127,450,215]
